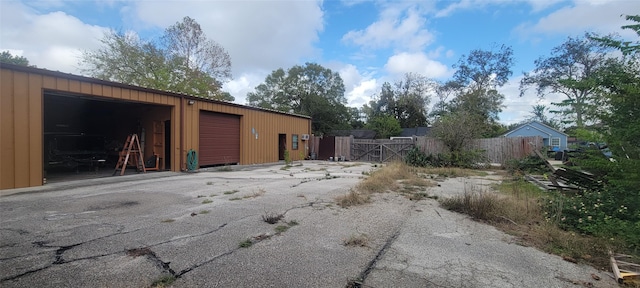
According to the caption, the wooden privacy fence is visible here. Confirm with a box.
[467,136,543,164]
[415,136,543,164]
[313,135,542,164]
[350,138,415,162]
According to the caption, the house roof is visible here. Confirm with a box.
[503,121,568,137]
[330,129,377,139]
[0,62,311,119]
[400,127,431,137]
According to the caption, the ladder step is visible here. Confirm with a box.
[113,134,146,176]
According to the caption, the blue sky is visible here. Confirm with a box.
[1,0,638,124]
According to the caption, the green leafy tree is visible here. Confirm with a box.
[246,62,349,135]
[366,115,402,139]
[434,45,513,139]
[520,34,610,127]
[432,111,483,153]
[544,16,640,251]
[348,107,366,129]
[0,51,30,66]
[364,73,433,128]
[80,16,233,101]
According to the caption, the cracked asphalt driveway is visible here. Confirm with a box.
[0,162,617,287]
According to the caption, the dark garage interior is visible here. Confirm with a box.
[43,92,172,183]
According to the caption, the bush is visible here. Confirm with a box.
[543,154,640,252]
[503,155,550,175]
[404,147,486,168]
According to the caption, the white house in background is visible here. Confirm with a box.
[503,121,568,151]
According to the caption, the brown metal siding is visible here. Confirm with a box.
[199,112,240,166]
[185,101,311,166]
[1,64,311,190]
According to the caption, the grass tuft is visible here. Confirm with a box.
[151,275,176,288]
[223,190,239,195]
[274,225,290,234]
[238,239,253,248]
[335,189,371,208]
[262,212,284,224]
[201,199,213,204]
[343,233,369,247]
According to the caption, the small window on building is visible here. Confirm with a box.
[292,134,299,150]
[551,137,560,147]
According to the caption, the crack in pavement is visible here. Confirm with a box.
[1,198,342,284]
[0,223,226,282]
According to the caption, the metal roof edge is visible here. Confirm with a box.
[0,63,311,120]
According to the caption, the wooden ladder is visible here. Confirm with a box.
[113,134,146,176]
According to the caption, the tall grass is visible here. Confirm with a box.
[355,162,414,193]
[440,180,624,269]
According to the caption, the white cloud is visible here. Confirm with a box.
[384,52,452,79]
[222,72,269,105]
[514,0,640,37]
[127,1,325,77]
[0,1,108,73]
[342,5,434,51]
[334,64,379,107]
[498,75,566,125]
[436,0,563,17]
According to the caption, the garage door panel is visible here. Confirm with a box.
[199,112,240,166]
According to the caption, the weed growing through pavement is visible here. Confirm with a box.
[238,239,253,248]
[262,212,284,224]
[217,166,233,172]
[243,188,266,199]
[343,233,369,247]
[274,220,300,234]
[335,189,370,208]
[201,199,213,204]
[274,225,290,234]
[151,275,176,288]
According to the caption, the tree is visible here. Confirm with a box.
[348,107,366,129]
[520,34,610,128]
[0,51,30,66]
[366,115,402,139]
[453,44,513,90]
[365,73,433,128]
[432,110,484,154]
[80,16,233,101]
[246,62,349,134]
[592,15,640,56]
[528,104,561,129]
[592,16,640,159]
[434,45,513,139]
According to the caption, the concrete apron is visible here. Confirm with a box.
[0,161,617,287]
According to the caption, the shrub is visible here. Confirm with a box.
[543,154,640,252]
[503,155,550,175]
[404,147,486,168]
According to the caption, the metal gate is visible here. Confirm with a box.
[351,139,415,162]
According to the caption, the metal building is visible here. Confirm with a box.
[1,63,311,189]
